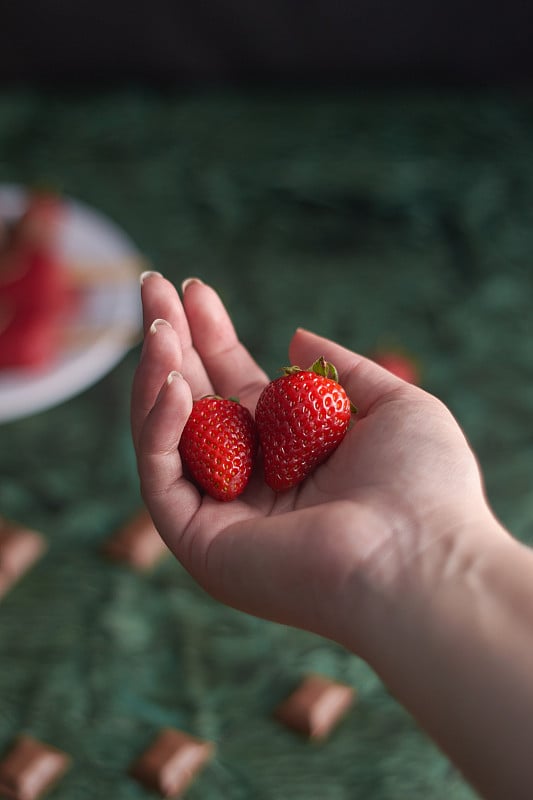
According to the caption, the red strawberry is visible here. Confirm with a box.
[179,396,258,502]
[0,248,78,369]
[255,357,355,492]
[373,350,420,385]
[12,190,64,250]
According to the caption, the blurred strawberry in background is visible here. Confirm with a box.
[0,191,78,370]
[371,348,421,385]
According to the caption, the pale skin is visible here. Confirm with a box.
[132,272,533,800]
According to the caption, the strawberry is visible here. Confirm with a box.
[255,357,355,492]
[0,249,78,369]
[372,350,420,385]
[12,190,64,250]
[179,396,258,502]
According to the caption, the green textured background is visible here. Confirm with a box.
[1,89,533,799]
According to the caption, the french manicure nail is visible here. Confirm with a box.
[149,318,172,335]
[140,270,163,285]
[166,370,183,385]
[181,277,204,294]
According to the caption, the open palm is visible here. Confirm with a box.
[131,274,486,654]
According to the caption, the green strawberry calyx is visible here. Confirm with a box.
[282,356,358,415]
[198,394,241,404]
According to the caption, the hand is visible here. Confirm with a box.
[133,273,533,800]
[131,274,498,658]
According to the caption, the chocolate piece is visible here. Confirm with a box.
[104,508,168,570]
[275,674,356,740]
[129,728,214,798]
[0,519,46,600]
[0,735,70,800]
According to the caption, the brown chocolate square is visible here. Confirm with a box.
[0,519,47,600]
[129,728,214,798]
[104,508,168,570]
[275,674,356,740]
[0,735,70,800]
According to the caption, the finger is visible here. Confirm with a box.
[289,328,404,417]
[182,279,269,410]
[140,271,188,339]
[131,318,182,454]
[137,369,201,527]
[141,272,214,399]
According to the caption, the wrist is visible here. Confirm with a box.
[350,504,507,667]
[352,511,533,800]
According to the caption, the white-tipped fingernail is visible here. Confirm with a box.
[167,370,182,385]
[181,277,204,294]
[140,269,163,285]
[149,318,172,335]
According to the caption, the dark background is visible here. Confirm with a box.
[1,1,532,87]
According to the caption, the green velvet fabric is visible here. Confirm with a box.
[1,89,532,799]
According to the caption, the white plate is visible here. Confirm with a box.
[0,184,143,423]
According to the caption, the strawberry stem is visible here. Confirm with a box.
[309,356,338,382]
[283,365,302,376]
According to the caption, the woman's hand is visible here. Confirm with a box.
[131,273,498,657]
[133,273,533,800]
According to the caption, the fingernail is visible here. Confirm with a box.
[149,318,172,335]
[140,270,163,285]
[181,277,204,294]
[166,370,183,385]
